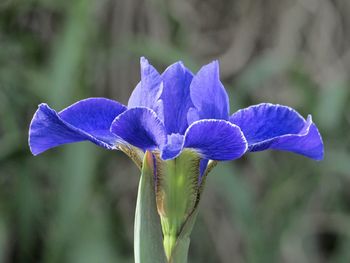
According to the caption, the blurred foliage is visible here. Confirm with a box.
[0,0,350,262]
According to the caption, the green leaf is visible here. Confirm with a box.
[170,209,199,263]
[134,151,167,263]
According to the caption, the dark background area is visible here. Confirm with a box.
[0,0,349,262]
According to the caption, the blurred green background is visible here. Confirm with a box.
[0,0,349,262]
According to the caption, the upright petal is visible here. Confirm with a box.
[110,107,166,151]
[183,120,247,161]
[29,98,126,155]
[230,103,324,160]
[128,57,164,120]
[161,62,194,134]
[188,61,230,123]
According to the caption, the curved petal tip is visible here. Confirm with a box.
[230,103,324,160]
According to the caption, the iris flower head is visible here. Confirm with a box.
[29,57,324,259]
[29,56,323,163]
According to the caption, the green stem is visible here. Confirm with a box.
[164,234,177,260]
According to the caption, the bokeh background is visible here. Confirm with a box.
[0,0,349,262]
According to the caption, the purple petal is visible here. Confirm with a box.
[110,107,166,151]
[269,116,324,160]
[187,107,200,125]
[183,119,248,161]
[199,159,209,182]
[188,61,230,123]
[230,103,324,160]
[161,62,194,134]
[160,133,185,160]
[127,57,164,120]
[29,98,126,155]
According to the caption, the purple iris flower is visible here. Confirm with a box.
[29,57,324,163]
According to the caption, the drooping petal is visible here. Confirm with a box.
[128,57,164,120]
[188,61,230,124]
[269,116,324,160]
[161,133,184,160]
[183,119,248,161]
[110,107,166,151]
[229,103,324,160]
[29,98,126,155]
[59,98,127,138]
[160,62,194,134]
